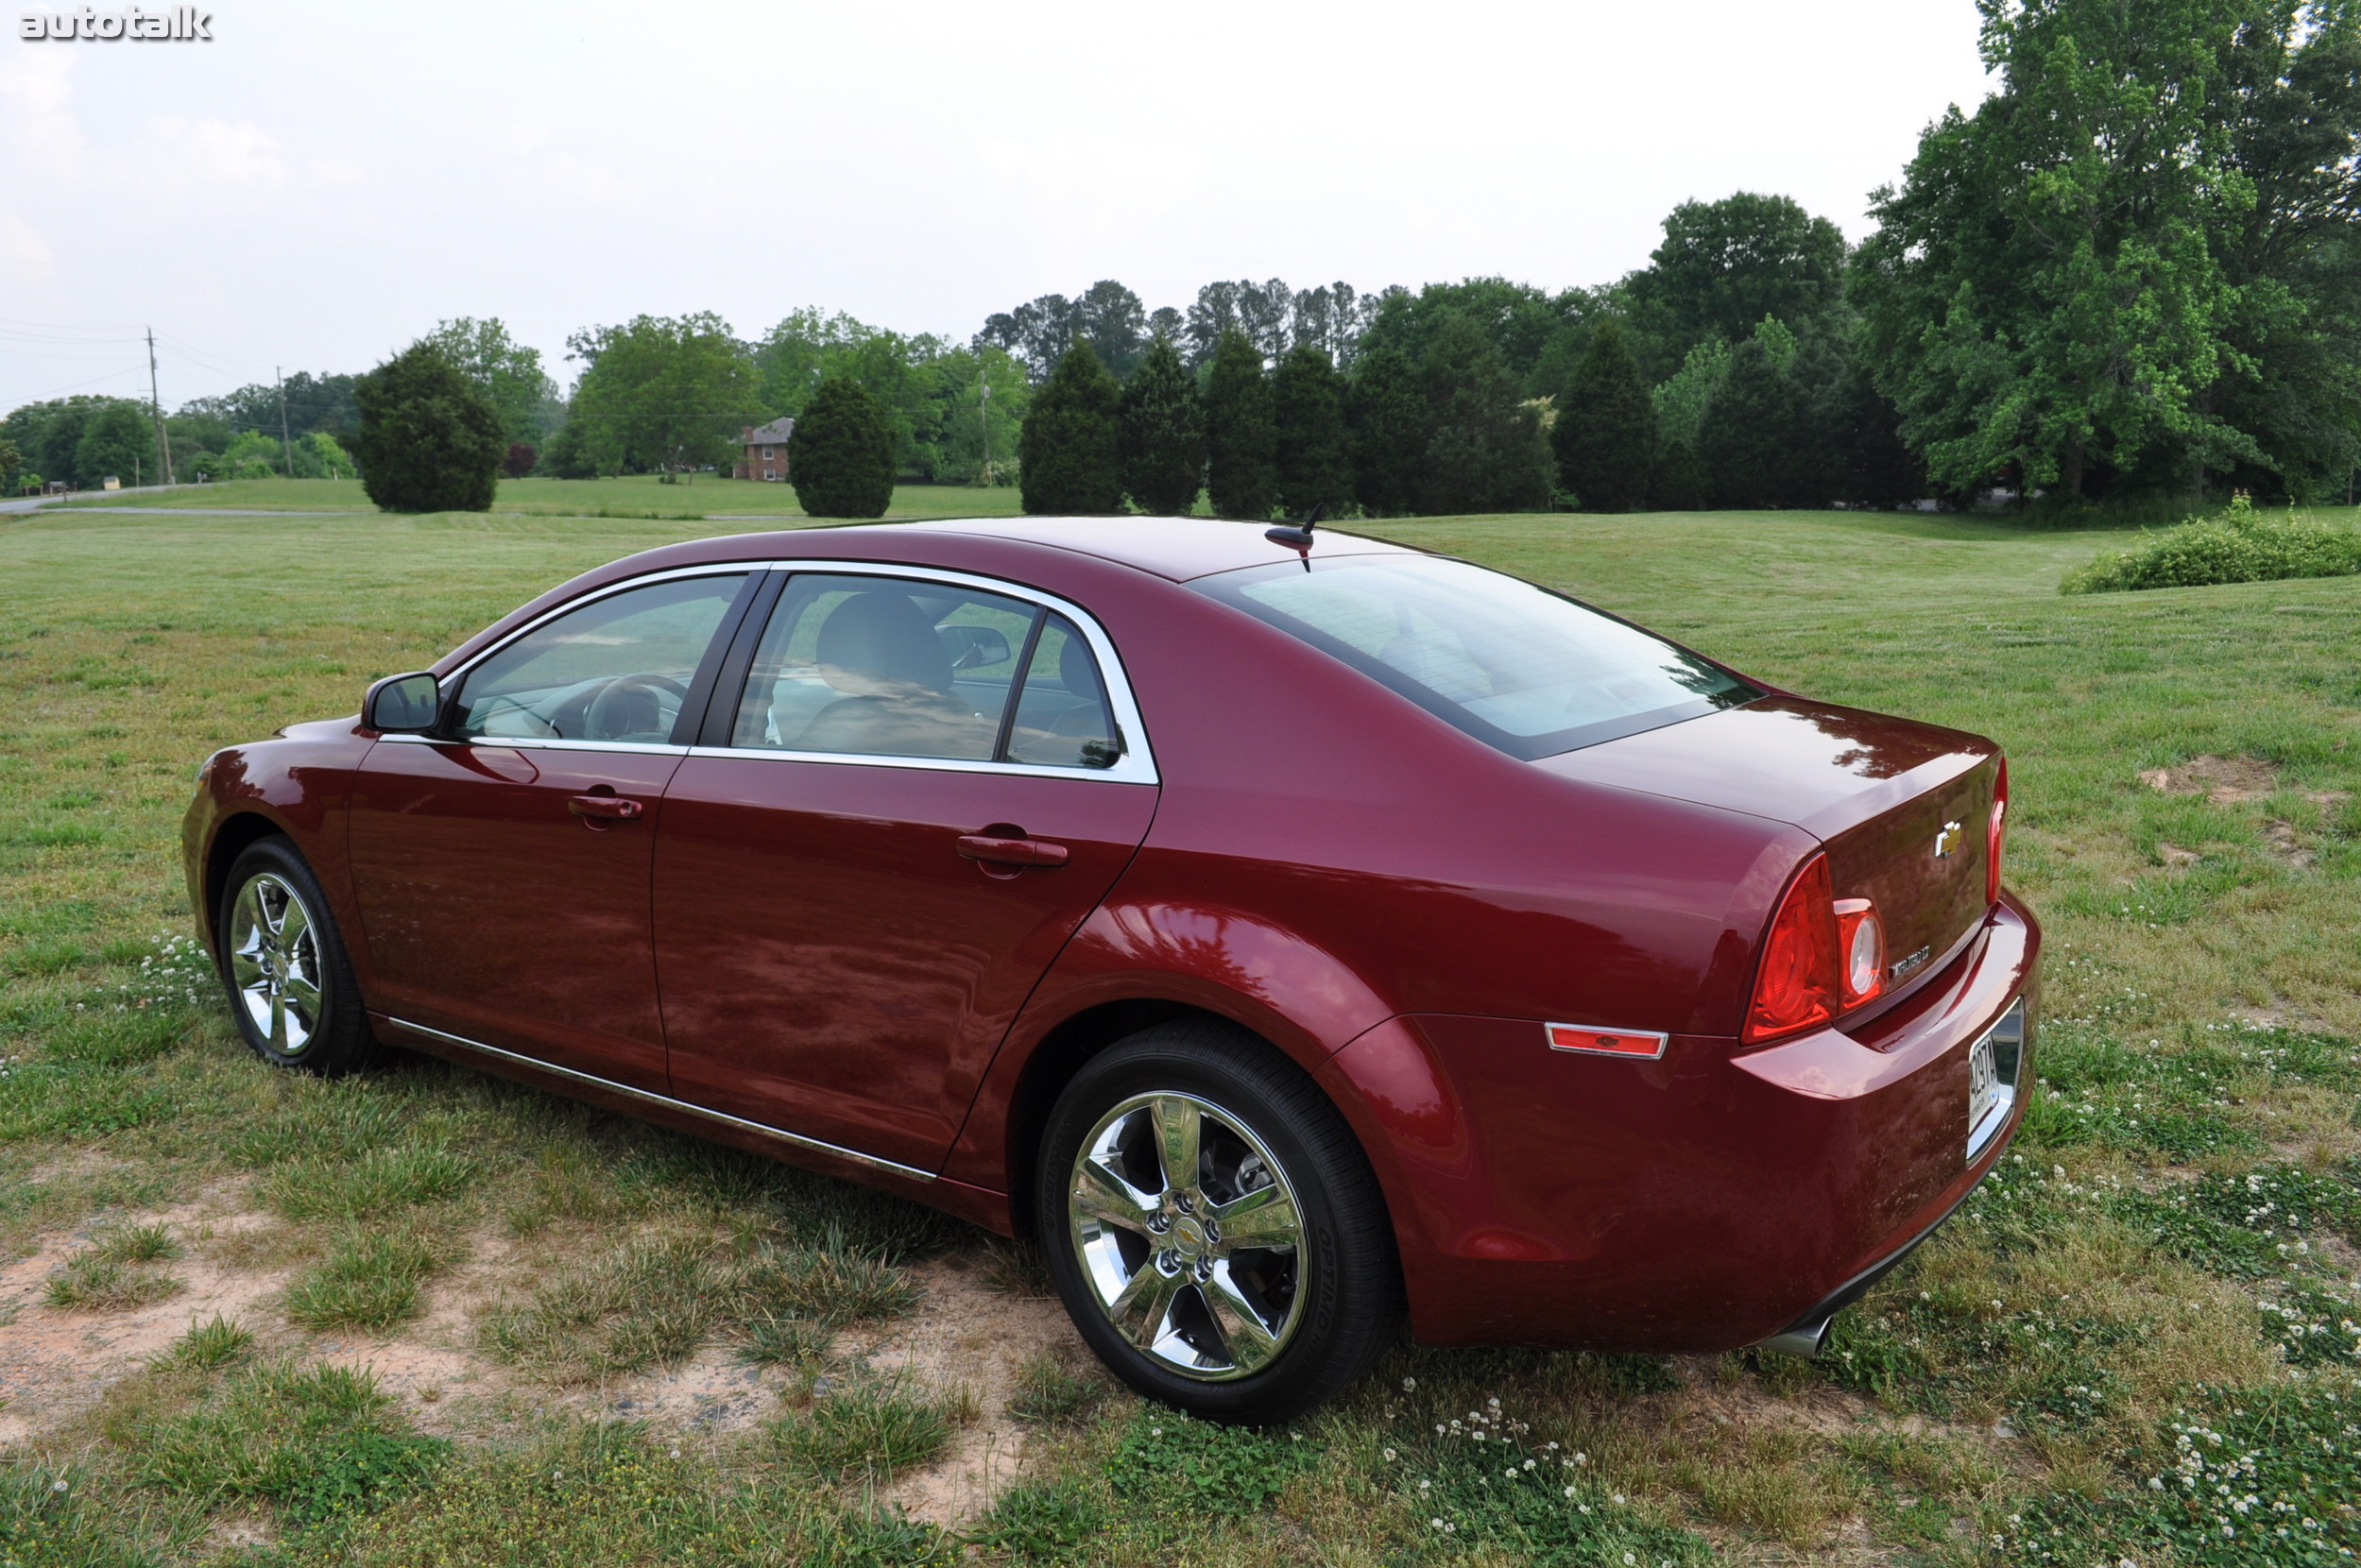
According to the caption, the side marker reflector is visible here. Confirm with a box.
[1547,1024,1668,1060]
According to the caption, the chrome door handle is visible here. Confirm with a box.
[568,794,645,820]
[955,833,1069,868]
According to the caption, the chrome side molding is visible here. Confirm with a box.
[380,1015,935,1184]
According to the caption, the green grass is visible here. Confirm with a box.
[4,499,2361,1561]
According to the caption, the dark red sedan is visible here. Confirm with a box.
[182,517,2035,1422]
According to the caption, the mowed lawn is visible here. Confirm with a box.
[2,503,2358,1566]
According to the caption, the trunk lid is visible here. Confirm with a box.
[1534,697,2000,994]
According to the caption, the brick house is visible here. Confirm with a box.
[734,418,795,481]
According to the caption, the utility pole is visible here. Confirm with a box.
[145,328,174,486]
[978,373,992,486]
[277,366,294,476]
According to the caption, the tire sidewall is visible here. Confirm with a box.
[217,838,350,1071]
[1035,1033,1368,1424]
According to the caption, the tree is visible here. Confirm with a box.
[74,401,154,486]
[565,314,764,478]
[302,432,353,479]
[790,377,897,518]
[421,318,560,445]
[1854,0,2295,499]
[1073,281,1149,381]
[928,346,1031,486]
[1272,345,1353,519]
[352,342,505,513]
[1418,313,1552,515]
[1649,439,1711,510]
[1119,334,1205,514]
[1018,342,1122,514]
[1357,279,1589,395]
[1551,319,1658,511]
[1203,330,1278,519]
[1348,342,1426,517]
[1697,338,1798,508]
[1626,193,1847,353]
[0,438,21,493]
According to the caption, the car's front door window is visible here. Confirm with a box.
[453,573,748,744]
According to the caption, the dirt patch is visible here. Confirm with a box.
[862,1253,1082,1525]
[0,1199,293,1450]
[2155,841,2200,868]
[2138,755,2349,813]
[0,1206,1076,1524]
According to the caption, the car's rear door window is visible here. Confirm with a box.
[1196,554,1758,759]
[452,573,749,743]
[721,574,1128,770]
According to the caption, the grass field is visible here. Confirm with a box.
[3,503,2359,1565]
[46,474,1029,520]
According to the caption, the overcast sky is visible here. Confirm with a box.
[0,0,1995,413]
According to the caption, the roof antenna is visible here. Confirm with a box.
[1265,504,1322,552]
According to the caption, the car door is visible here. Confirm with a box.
[347,570,757,1091]
[653,567,1159,1174]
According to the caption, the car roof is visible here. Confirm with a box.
[843,515,1423,582]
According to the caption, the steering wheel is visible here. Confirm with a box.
[583,673,690,741]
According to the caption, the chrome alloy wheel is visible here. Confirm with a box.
[228,872,324,1056]
[1067,1091,1306,1380]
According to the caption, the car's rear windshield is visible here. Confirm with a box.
[1195,554,1759,760]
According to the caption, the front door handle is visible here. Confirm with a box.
[568,793,645,821]
[955,833,1069,868]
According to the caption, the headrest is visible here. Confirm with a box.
[814,591,956,694]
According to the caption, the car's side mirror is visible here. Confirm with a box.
[365,671,442,734]
[938,623,1012,670]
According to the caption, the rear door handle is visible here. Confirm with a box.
[955,833,1069,868]
[568,793,645,820]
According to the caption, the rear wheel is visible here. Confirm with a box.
[217,838,379,1076]
[1035,1018,1400,1423]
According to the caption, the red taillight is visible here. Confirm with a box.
[1987,758,2009,906]
[1745,854,1839,1042]
[1833,897,1883,1006]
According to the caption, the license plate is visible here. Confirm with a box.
[1966,998,2026,1163]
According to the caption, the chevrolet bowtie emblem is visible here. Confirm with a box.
[1934,820,1963,858]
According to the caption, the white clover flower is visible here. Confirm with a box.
[1401,1376,1416,1390]
[1382,1448,1395,1461]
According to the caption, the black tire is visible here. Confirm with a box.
[215,838,380,1077]
[1035,1017,1401,1424]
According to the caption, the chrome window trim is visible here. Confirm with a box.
[435,557,1158,785]
[377,732,688,756]
[382,1015,935,1183]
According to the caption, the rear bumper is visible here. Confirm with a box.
[1321,893,2039,1350]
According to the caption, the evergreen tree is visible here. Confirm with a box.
[1118,334,1205,514]
[1204,330,1278,519]
[1418,313,1552,515]
[1348,342,1425,516]
[1272,345,1354,519]
[1018,342,1123,514]
[790,377,897,518]
[353,342,505,513]
[1648,438,1711,510]
[1551,319,1658,511]
[1697,338,1798,508]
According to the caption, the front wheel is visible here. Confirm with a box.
[217,838,379,1076]
[1035,1018,1401,1424]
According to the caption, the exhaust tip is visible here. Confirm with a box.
[1756,1318,1832,1358]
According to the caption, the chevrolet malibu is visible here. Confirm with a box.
[182,516,2035,1423]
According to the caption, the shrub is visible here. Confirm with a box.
[352,343,505,513]
[1019,342,1123,515]
[1118,333,1204,514]
[790,377,896,519]
[1204,330,1277,520]
[1552,318,1657,512]
[2061,494,2361,592]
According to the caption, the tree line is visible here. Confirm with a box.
[10,0,2356,516]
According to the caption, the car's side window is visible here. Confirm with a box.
[727,574,1037,761]
[452,573,748,744]
[1004,613,1122,770]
